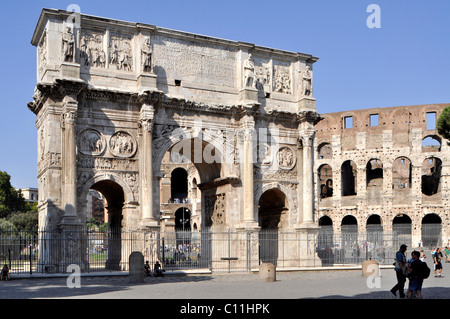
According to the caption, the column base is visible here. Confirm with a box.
[139,218,160,231]
[296,222,320,267]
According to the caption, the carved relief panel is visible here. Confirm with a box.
[273,61,292,94]
[77,129,105,156]
[204,193,226,227]
[79,30,106,68]
[109,131,137,158]
[109,33,134,71]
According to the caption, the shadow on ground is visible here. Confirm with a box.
[316,287,450,299]
[0,274,213,299]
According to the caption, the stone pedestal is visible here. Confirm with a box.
[239,87,258,102]
[60,62,80,80]
[138,73,157,92]
[296,223,320,267]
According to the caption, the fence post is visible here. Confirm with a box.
[29,245,32,275]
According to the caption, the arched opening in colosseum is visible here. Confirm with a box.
[258,188,287,266]
[393,214,412,247]
[421,157,442,196]
[318,215,334,265]
[422,135,441,152]
[366,159,383,188]
[392,157,412,190]
[341,215,358,234]
[318,142,332,159]
[422,213,442,248]
[318,164,333,199]
[366,214,383,246]
[171,167,188,202]
[174,207,191,246]
[341,160,357,196]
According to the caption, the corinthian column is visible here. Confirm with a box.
[139,103,158,228]
[241,119,258,227]
[61,103,78,225]
[300,130,315,225]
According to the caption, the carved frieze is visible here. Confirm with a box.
[77,155,138,171]
[273,63,291,94]
[109,131,137,158]
[204,193,226,227]
[109,33,133,71]
[38,32,47,77]
[79,30,106,68]
[77,129,105,156]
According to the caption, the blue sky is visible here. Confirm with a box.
[0,0,449,189]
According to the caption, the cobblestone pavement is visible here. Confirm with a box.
[1,266,449,300]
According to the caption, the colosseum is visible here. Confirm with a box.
[314,103,450,249]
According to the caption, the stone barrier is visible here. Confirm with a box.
[129,251,145,283]
[361,259,379,277]
[259,262,276,282]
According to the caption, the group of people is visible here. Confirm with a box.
[144,260,164,277]
[390,244,444,299]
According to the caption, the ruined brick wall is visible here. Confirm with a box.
[314,103,450,246]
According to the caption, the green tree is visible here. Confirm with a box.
[6,211,39,233]
[0,171,30,219]
[437,106,450,141]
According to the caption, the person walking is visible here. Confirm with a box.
[407,250,424,299]
[390,244,407,298]
[434,247,443,277]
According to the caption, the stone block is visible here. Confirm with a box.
[129,251,145,283]
[361,259,379,277]
[259,262,276,282]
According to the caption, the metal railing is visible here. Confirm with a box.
[0,227,406,274]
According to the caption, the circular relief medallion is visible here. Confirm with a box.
[277,146,296,170]
[77,129,105,156]
[109,131,137,157]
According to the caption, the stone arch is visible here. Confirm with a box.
[366,159,383,188]
[153,127,231,181]
[317,142,332,159]
[318,164,333,199]
[421,157,442,196]
[393,214,412,247]
[422,213,442,247]
[79,172,135,207]
[422,135,441,152]
[341,215,358,233]
[392,156,412,190]
[341,160,357,196]
[170,167,188,201]
[258,187,288,230]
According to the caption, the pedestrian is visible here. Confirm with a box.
[420,250,426,262]
[444,247,449,263]
[407,250,424,299]
[434,247,443,277]
[1,264,10,281]
[390,244,407,298]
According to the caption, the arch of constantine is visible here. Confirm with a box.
[28,9,321,271]
[28,9,449,272]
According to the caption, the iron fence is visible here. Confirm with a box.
[0,227,409,275]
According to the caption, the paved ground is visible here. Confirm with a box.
[1,263,449,300]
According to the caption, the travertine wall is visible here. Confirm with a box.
[314,104,450,246]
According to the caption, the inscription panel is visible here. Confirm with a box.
[152,35,237,87]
